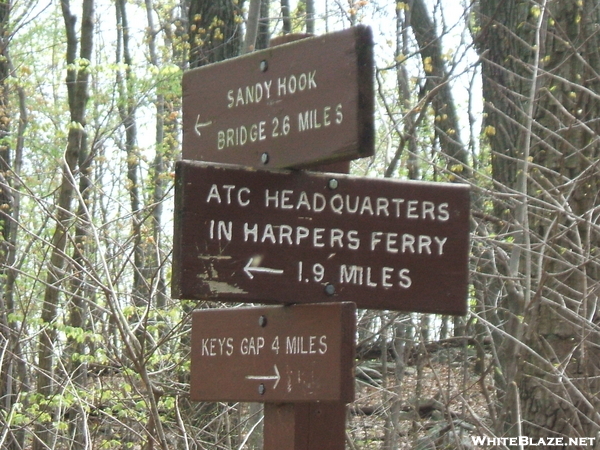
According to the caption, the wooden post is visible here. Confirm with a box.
[264,402,346,450]
[260,25,352,439]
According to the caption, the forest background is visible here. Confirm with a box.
[0,0,599,449]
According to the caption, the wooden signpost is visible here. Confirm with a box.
[173,25,470,450]
[172,161,470,314]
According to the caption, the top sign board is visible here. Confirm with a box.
[172,161,471,314]
[182,26,374,169]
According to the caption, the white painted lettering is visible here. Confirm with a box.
[370,232,383,251]
[366,267,377,287]
[271,335,280,354]
[298,72,307,90]
[330,194,344,214]
[419,235,432,255]
[295,226,310,245]
[265,189,279,207]
[434,236,448,255]
[216,221,232,241]
[309,336,316,353]
[297,191,311,211]
[402,234,415,253]
[206,184,221,204]
[277,77,286,96]
[407,200,419,219]
[323,106,331,126]
[298,104,339,132]
[392,198,405,217]
[398,268,412,288]
[279,224,293,245]
[240,336,265,355]
[285,336,297,354]
[437,203,450,221]
[313,193,326,212]
[264,80,272,98]
[261,224,276,244]
[386,233,398,253]
[280,190,294,209]
[371,231,446,255]
[200,337,233,356]
[377,198,390,216]
[288,74,297,94]
[216,121,266,149]
[277,70,317,98]
[284,335,326,355]
[244,222,259,242]
[335,103,343,124]
[308,70,317,88]
[340,265,363,285]
[360,196,374,215]
[218,337,234,356]
[209,220,232,241]
[422,201,435,220]
[339,265,412,289]
[348,230,360,250]
[238,187,251,206]
[223,185,235,204]
[319,336,327,354]
[313,228,325,248]
[382,267,393,288]
[202,338,210,356]
[330,229,344,248]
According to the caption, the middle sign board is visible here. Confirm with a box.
[172,161,471,314]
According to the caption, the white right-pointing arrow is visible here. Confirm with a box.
[246,364,281,389]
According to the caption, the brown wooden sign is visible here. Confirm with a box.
[182,26,374,169]
[190,302,356,403]
[172,161,471,314]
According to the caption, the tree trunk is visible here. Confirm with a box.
[410,0,469,174]
[477,0,600,440]
[280,0,291,34]
[243,0,262,53]
[34,0,94,448]
[520,0,600,439]
[305,0,314,34]
[188,0,245,68]
[256,0,270,50]
[0,3,29,449]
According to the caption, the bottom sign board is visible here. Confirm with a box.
[190,302,356,403]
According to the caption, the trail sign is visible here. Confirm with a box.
[182,26,374,169]
[172,161,471,314]
[190,302,356,403]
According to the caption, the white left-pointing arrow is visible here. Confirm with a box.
[244,258,284,279]
[195,115,212,136]
[246,364,281,389]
